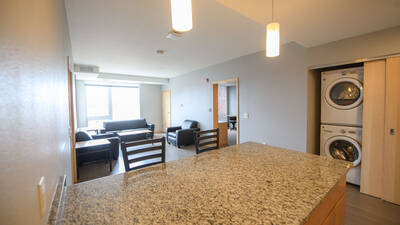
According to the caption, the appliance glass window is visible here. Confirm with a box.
[329,140,359,162]
[329,81,361,106]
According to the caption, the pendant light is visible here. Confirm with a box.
[266,0,280,57]
[171,0,193,32]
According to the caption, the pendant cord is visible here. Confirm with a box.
[272,0,274,22]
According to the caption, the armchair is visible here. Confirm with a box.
[166,120,199,148]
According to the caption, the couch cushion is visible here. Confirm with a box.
[75,131,93,142]
[168,132,177,138]
[182,120,198,129]
[103,119,147,131]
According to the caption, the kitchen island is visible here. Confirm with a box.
[55,142,350,225]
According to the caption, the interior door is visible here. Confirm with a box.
[360,59,386,198]
[383,57,400,205]
[162,90,171,131]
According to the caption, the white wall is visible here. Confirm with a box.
[169,42,308,151]
[0,0,72,224]
[140,84,162,131]
[75,80,87,127]
[227,86,236,115]
[75,82,162,131]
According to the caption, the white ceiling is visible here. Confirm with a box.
[65,0,265,78]
[66,0,400,78]
[216,0,400,47]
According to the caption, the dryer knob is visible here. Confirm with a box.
[340,129,346,134]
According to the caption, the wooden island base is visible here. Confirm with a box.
[305,176,346,225]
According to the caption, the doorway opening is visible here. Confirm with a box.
[212,78,239,147]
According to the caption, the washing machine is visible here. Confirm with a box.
[320,125,362,185]
[321,67,364,127]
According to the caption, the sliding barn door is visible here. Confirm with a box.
[383,57,400,205]
[360,60,386,198]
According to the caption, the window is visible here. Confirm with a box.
[85,84,140,127]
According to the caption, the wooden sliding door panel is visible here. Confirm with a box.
[383,57,400,205]
[360,60,386,198]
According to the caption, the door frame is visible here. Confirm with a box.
[67,56,77,183]
[212,78,240,144]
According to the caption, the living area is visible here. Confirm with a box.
[73,78,207,182]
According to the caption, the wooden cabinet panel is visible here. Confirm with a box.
[360,60,386,198]
[304,176,346,225]
[218,122,228,147]
[383,57,400,205]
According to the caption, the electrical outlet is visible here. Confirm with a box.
[37,176,46,218]
[243,113,249,119]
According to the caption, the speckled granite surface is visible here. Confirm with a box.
[56,142,350,225]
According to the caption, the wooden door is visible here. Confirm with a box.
[360,60,386,198]
[383,57,400,205]
[162,90,171,131]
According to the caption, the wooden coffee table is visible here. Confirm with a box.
[75,139,111,180]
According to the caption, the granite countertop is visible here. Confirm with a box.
[56,142,350,225]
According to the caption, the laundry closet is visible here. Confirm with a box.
[307,56,400,205]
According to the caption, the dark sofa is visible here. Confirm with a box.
[102,119,154,142]
[166,120,199,148]
[75,119,155,163]
[75,131,120,162]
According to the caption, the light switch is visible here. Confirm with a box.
[37,176,46,218]
[243,113,249,119]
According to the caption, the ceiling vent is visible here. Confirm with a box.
[74,64,99,74]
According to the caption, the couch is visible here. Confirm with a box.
[75,131,120,162]
[101,119,155,142]
[166,120,199,148]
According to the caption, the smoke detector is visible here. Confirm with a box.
[166,30,183,40]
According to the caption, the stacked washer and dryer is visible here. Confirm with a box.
[320,67,363,185]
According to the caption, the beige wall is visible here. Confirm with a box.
[307,26,400,68]
[167,26,400,154]
[0,0,72,225]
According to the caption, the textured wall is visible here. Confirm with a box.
[0,0,72,224]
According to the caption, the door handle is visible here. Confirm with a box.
[390,129,396,135]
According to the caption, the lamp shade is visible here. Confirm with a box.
[266,22,280,57]
[171,0,193,32]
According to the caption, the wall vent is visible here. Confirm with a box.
[74,64,99,73]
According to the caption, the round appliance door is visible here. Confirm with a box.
[325,78,363,110]
[324,136,361,167]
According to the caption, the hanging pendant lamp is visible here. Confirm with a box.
[171,0,193,32]
[266,0,280,57]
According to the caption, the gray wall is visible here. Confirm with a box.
[0,0,72,224]
[75,82,162,131]
[227,86,236,115]
[140,84,162,131]
[167,26,400,153]
[169,42,308,151]
[75,80,87,127]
